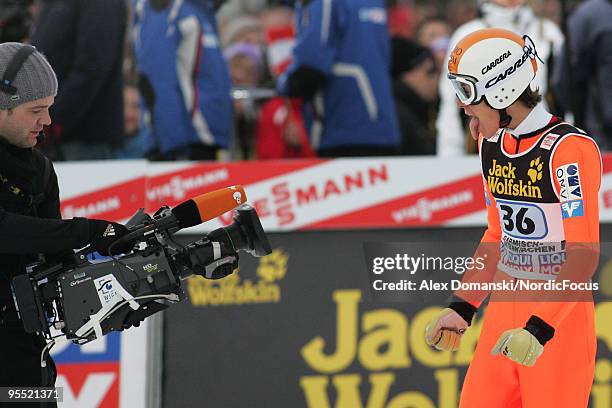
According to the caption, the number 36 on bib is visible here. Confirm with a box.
[495,199,561,240]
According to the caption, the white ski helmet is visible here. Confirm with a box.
[447,28,540,114]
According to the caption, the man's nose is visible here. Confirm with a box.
[41,110,52,126]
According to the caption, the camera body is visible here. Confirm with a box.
[12,204,271,344]
[14,249,179,342]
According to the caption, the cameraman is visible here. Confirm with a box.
[0,42,131,400]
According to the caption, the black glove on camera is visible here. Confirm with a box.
[88,219,132,256]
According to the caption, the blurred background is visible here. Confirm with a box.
[1,0,604,161]
[2,0,612,407]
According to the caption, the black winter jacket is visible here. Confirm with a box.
[0,139,90,313]
[31,0,127,147]
[393,80,437,155]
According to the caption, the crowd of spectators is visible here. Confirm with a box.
[1,0,609,161]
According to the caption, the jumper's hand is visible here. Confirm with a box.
[491,328,544,367]
[425,308,469,351]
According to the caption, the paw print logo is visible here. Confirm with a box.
[257,249,288,283]
[528,157,543,183]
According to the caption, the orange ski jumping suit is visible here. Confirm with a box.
[459,106,601,408]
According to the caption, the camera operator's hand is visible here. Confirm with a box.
[87,219,133,256]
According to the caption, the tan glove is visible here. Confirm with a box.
[425,308,469,351]
[491,328,543,366]
[491,316,554,367]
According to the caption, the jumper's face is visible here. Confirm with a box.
[0,96,54,148]
[456,98,500,139]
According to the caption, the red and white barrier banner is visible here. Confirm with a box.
[55,155,612,232]
[57,161,147,223]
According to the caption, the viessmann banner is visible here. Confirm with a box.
[54,155,612,231]
[162,228,612,408]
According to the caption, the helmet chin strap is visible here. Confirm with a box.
[498,108,512,128]
[484,99,512,128]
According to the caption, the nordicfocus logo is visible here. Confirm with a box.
[103,224,116,237]
[482,50,512,75]
[487,159,542,199]
[485,47,531,89]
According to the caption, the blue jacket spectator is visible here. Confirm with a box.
[134,0,232,160]
[278,0,400,157]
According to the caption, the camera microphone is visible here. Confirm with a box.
[114,185,248,247]
[171,185,247,229]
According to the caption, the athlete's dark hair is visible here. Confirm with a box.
[517,87,542,108]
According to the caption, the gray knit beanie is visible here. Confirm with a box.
[0,42,58,110]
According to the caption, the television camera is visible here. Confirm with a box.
[11,185,271,347]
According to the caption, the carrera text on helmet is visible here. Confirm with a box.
[482,50,513,75]
[485,48,531,89]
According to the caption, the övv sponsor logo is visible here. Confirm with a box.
[556,163,582,202]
